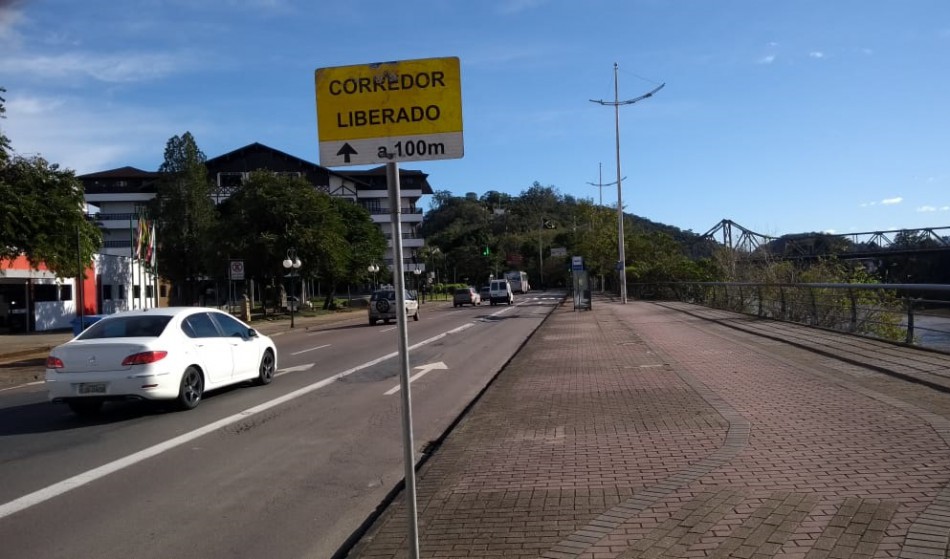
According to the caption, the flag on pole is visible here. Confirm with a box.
[135,215,147,260]
[147,221,156,269]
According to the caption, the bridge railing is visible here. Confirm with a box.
[632,282,950,351]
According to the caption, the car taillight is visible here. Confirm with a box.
[46,356,64,369]
[122,351,168,366]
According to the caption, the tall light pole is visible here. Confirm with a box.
[282,248,302,328]
[367,263,379,291]
[591,63,664,304]
[587,162,625,207]
[538,217,554,290]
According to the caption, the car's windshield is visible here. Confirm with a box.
[454,288,470,295]
[77,316,172,339]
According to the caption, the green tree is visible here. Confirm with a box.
[0,89,101,274]
[0,87,10,164]
[329,197,387,302]
[148,132,218,304]
[0,155,102,275]
[215,170,372,310]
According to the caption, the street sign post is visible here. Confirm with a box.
[314,57,463,167]
[315,56,464,559]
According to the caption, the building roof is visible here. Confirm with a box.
[77,166,158,179]
[77,144,434,194]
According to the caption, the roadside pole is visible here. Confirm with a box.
[387,161,420,556]
[315,57,463,558]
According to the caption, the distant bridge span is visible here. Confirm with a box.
[699,219,950,258]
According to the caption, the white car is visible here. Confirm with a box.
[368,289,420,325]
[45,307,278,416]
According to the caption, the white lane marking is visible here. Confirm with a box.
[0,381,44,393]
[291,344,330,356]
[384,362,449,395]
[380,326,397,332]
[0,321,474,521]
[277,364,315,374]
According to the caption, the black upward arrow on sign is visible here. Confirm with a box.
[336,143,358,163]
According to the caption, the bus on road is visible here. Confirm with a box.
[504,271,530,294]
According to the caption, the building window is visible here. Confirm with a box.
[363,199,382,214]
[102,285,113,299]
[217,172,245,188]
[276,172,301,179]
[35,284,60,302]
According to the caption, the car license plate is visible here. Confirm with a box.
[78,383,107,395]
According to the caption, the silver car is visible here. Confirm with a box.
[368,289,420,325]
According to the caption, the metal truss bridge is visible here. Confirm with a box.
[699,219,950,259]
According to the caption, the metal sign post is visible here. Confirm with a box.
[387,161,420,557]
[315,56,464,559]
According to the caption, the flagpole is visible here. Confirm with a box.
[129,215,136,310]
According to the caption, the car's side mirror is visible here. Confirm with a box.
[247,328,259,338]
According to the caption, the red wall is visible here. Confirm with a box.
[1,255,98,315]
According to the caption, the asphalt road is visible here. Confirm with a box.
[0,292,564,558]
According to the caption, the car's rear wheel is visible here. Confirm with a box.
[177,366,204,410]
[67,400,103,417]
[413,310,420,321]
[256,350,276,385]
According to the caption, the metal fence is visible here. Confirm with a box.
[632,282,950,352]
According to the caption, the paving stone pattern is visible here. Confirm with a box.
[347,299,950,558]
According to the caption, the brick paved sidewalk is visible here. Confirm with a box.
[346,297,950,558]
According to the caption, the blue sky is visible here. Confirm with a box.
[1,0,948,237]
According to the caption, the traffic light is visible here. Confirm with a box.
[483,246,490,256]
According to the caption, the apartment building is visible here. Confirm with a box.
[73,143,430,315]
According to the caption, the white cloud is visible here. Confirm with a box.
[758,55,776,65]
[917,206,938,212]
[881,197,903,205]
[3,93,210,174]
[809,51,824,59]
[6,95,64,115]
[0,50,199,83]
[824,229,836,234]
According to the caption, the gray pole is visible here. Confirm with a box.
[612,63,626,304]
[586,162,624,207]
[539,217,543,291]
[590,64,665,305]
[76,226,84,323]
[387,161,421,559]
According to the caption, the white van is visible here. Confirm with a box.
[488,279,513,306]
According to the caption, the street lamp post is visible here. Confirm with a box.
[590,64,664,304]
[412,268,422,300]
[283,248,302,328]
[367,263,379,291]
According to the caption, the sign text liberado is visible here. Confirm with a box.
[328,71,447,129]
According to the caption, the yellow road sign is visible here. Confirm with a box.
[315,57,463,166]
